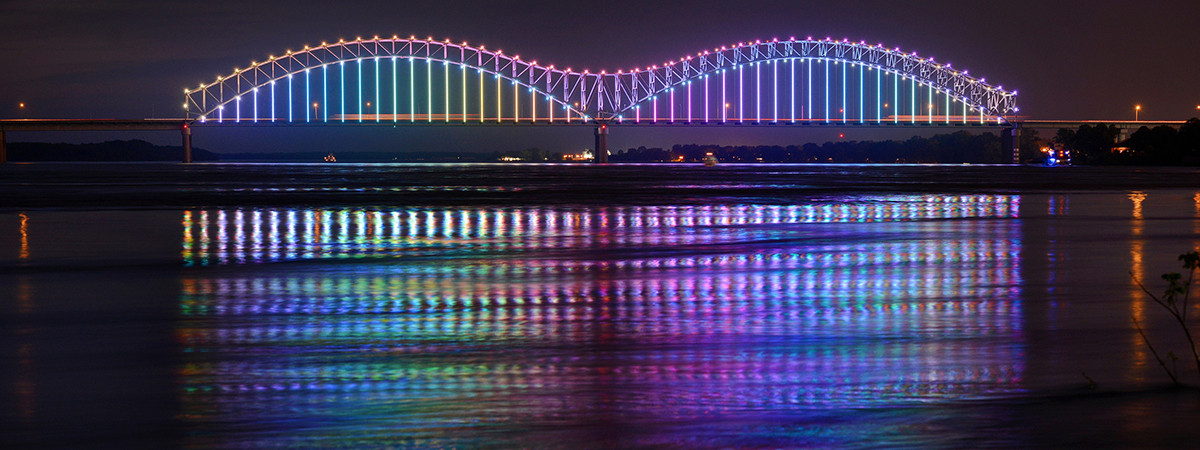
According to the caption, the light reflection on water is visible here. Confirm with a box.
[177,195,1023,447]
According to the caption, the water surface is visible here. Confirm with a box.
[3,163,1200,447]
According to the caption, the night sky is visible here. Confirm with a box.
[2,0,1198,153]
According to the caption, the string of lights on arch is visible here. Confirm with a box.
[184,36,1018,126]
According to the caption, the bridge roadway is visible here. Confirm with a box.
[0,119,193,164]
[0,117,1010,164]
[1016,120,1188,139]
[0,118,1189,164]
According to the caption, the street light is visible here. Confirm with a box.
[1135,104,1141,121]
[312,102,319,120]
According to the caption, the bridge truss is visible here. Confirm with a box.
[184,36,1018,126]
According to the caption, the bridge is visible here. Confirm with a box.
[3,35,1024,164]
[182,36,1019,162]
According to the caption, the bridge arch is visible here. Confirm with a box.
[185,36,595,123]
[609,37,1018,124]
[185,36,1018,125]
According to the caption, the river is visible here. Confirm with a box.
[2,163,1200,447]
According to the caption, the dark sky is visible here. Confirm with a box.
[2,0,1198,153]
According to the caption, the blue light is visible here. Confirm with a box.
[427,59,432,123]
[323,64,328,122]
[396,56,400,123]
[357,59,362,123]
[444,60,449,122]
[340,61,345,123]
[755,60,760,122]
[409,57,414,123]
[790,58,795,122]
[375,57,380,123]
[772,57,777,122]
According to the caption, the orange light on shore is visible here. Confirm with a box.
[18,102,25,108]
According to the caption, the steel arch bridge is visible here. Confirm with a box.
[184,35,1018,127]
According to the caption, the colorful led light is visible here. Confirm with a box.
[186,36,1016,128]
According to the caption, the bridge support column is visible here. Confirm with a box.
[1118,126,1132,143]
[0,130,6,164]
[182,124,192,163]
[594,124,609,163]
[1004,124,1020,164]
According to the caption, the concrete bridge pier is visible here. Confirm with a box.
[182,124,192,163]
[1003,124,1020,164]
[594,124,608,163]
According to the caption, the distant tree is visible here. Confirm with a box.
[1055,124,1119,164]
[1126,125,1180,165]
[1177,118,1200,164]
[1018,128,1045,163]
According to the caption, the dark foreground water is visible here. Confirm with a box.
[3,163,1200,447]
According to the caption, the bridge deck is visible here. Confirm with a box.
[0,119,193,164]
[1016,119,1187,129]
[0,119,190,132]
